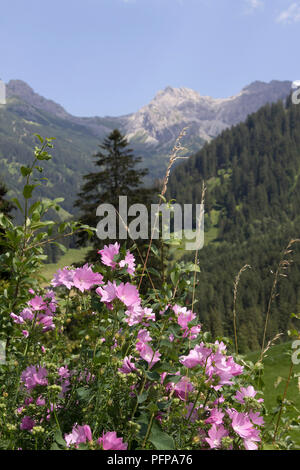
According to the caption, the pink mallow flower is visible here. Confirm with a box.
[28,295,46,311]
[234,385,262,404]
[65,424,92,447]
[20,416,35,431]
[173,376,194,401]
[119,251,136,275]
[51,267,76,289]
[229,410,261,450]
[96,281,117,304]
[205,424,229,449]
[173,305,196,329]
[118,356,137,374]
[21,365,48,390]
[73,264,104,292]
[179,343,212,369]
[98,431,127,450]
[115,282,140,307]
[136,341,161,369]
[98,242,120,269]
[205,408,225,425]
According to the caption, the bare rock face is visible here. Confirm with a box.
[123,80,292,147]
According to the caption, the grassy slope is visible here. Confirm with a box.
[247,342,300,445]
[40,247,90,283]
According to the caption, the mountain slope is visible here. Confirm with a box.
[167,98,300,351]
[0,79,293,213]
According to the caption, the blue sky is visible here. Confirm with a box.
[0,0,299,116]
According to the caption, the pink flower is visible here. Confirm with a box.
[28,296,45,311]
[206,353,243,389]
[230,410,258,441]
[179,343,212,369]
[96,281,117,303]
[22,330,29,338]
[20,308,34,321]
[21,365,48,390]
[10,313,24,324]
[98,243,120,269]
[98,431,127,450]
[143,307,155,322]
[125,304,144,326]
[173,305,196,329]
[20,416,35,431]
[115,282,140,307]
[235,386,257,404]
[243,428,261,450]
[137,329,152,343]
[249,411,264,426]
[73,264,104,292]
[65,424,92,447]
[205,408,225,425]
[183,324,201,340]
[173,376,194,401]
[37,314,55,332]
[205,424,229,449]
[136,341,161,369]
[118,356,137,374]
[119,251,136,275]
[51,267,76,289]
[36,396,46,406]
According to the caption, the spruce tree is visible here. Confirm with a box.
[75,129,152,260]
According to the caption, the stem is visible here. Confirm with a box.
[142,412,155,449]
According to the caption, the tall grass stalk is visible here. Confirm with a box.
[232,264,251,355]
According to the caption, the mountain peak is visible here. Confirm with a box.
[6,79,69,119]
[154,85,202,101]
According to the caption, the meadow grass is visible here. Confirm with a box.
[247,341,300,445]
[40,247,90,282]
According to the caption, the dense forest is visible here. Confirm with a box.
[168,96,300,351]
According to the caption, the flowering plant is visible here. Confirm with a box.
[0,136,291,451]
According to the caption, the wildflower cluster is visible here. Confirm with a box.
[0,241,266,450]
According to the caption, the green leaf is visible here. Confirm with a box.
[185,263,201,273]
[147,267,161,278]
[54,431,66,447]
[34,134,44,144]
[149,422,175,450]
[23,184,38,199]
[52,242,67,253]
[11,198,23,213]
[137,391,149,404]
[20,166,32,177]
[150,245,160,258]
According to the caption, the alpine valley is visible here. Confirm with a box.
[0,79,292,214]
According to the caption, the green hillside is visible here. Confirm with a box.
[167,97,300,351]
[247,342,300,446]
[0,97,104,214]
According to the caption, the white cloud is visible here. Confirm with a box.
[248,0,263,9]
[276,2,300,24]
[244,0,263,15]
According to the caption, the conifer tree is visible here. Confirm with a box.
[75,129,152,259]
